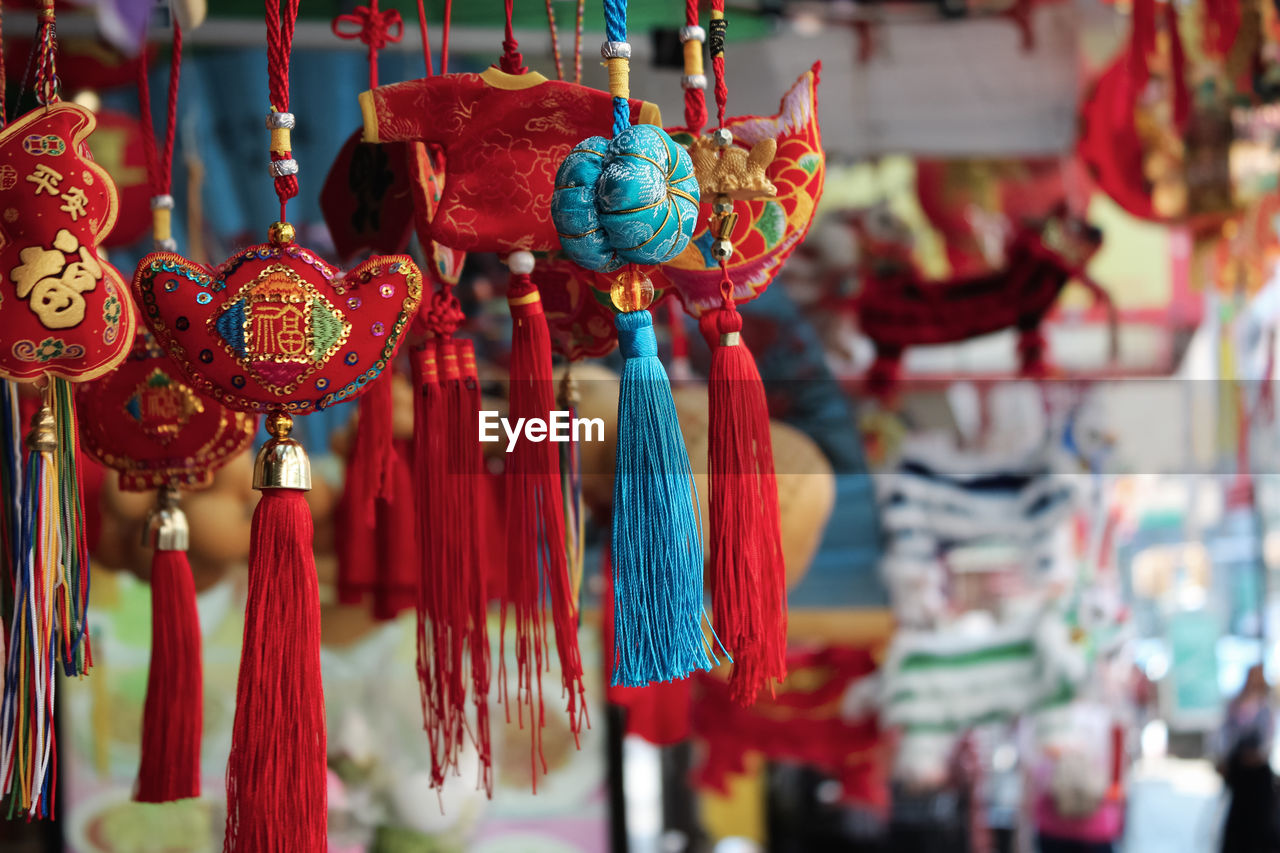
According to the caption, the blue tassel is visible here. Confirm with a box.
[611,309,715,687]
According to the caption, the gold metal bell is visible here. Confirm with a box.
[26,403,56,454]
[253,411,312,491]
[144,484,190,552]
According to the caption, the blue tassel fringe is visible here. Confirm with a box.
[611,309,715,687]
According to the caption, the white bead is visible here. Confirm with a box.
[681,74,707,90]
[150,194,175,210]
[679,25,706,43]
[508,250,536,275]
[269,159,299,178]
[601,41,632,59]
[265,111,296,130]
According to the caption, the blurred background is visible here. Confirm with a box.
[2,0,1280,850]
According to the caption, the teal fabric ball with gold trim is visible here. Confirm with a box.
[552,125,699,272]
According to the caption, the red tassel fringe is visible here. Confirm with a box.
[701,306,788,705]
[504,273,587,788]
[224,489,326,852]
[412,340,493,793]
[456,341,494,795]
[136,548,202,803]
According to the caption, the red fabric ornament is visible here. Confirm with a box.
[359,67,661,253]
[693,647,889,813]
[407,142,466,292]
[132,244,421,413]
[320,131,415,265]
[663,65,824,316]
[1078,0,1190,224]
[3,34,144,93]
[0,102,134,382]
[76,330,257,491]
[855,211,1104,394]
[533,255,621,360]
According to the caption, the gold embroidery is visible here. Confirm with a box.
[10,228,102,329]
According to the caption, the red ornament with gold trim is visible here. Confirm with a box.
[76,329,257,491]
[0,101,135,382]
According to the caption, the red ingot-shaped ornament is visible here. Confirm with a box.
[132,240,422,414]
[662,65,825,317]
[0,102,135,382]
[77,328,258,491]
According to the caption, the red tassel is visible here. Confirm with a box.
[411,340,493,791]
[225,485,326,852]
[136,548,202,802]
[334,377,396,606]
[456,340,494,795]
[700,305,787,705]
[354,375,397,516]
[505,269,586,788]
[372,445,418,620]
[413,342,462,783]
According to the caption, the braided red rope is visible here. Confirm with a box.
[501,0,526,74]
[545,0,564,80]
[682,0,706,133]
[266,0,301,218]
[573,0,584,83]
[710,0,727,129]
[136,24,182,198]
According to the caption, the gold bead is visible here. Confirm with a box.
[265,411,294,439]
[268,221,296,246]
[711,239,734,261]
[610,267,655,312]
[712,195,734,217]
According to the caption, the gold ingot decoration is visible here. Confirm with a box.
[688,135,778,201]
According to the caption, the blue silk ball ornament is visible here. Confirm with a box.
[552,125,700,273]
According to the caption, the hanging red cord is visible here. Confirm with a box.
[545,0,564,80]
[681,0,707,133]
[136,25,182,199]
[0,4,7,128]
[266,0,301,222]
[501,0,526,73]
[710,0,728,129]
[415,0,433,76]
[332,0,403,90]
[442,0,453,72]
[573,0,584,83]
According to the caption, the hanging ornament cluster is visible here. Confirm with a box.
[550,0,717,689]
[129,0,422,848]
[0,0,132,817]
[78,19,261,806]
[358,0,632,788]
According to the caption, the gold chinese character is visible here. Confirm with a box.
[251,302,308,359]
[10,229,102,329]
[25,164,63,196]
[59,187,88,222]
